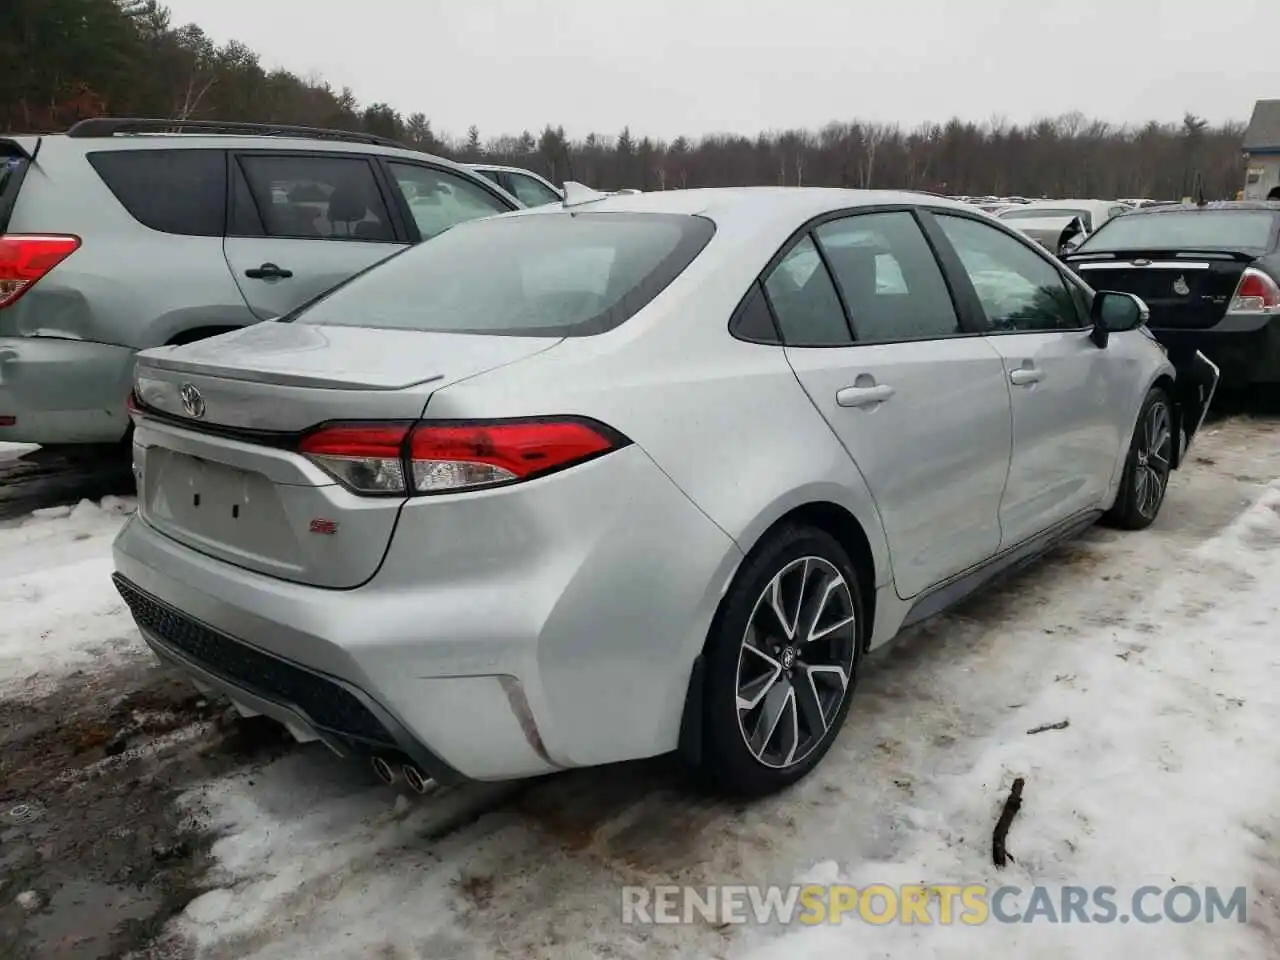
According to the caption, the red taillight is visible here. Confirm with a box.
[298,423,412,496]
[408,419,620,492]
[0,235,81,309]
[298,418,625,496]
[1229,267,1280,314]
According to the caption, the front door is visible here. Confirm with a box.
[931,213,1126,547]
[223,152,409,321]
[769,210,1013,599]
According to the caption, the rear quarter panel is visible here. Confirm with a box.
[3,142,255,348]
[421,226,894,596]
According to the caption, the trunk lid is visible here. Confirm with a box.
[132,322,561,588]
[1064,250,1252,329]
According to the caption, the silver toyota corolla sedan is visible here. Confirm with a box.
[111,187,1219,797]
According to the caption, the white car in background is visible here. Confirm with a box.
[467,164,564,207]
[997,199,1132,252]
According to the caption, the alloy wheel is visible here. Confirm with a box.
[1134,399,1173,520]
[735,556,857,769]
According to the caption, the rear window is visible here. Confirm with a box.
[0,155,30,233]
[1077,210,1278,253]
[88,150,226,237]
[293,212,716,337]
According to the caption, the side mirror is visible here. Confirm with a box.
[1090,290,1149,347]
[1059,233,1085,256]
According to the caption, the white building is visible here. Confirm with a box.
[1242,99,1280,200]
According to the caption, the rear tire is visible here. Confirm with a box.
[1103,386,1173,531]
[696,524,864,798]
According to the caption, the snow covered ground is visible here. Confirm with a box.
[0,496,145,701]
[2,417,1277,959]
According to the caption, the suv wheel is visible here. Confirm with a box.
[698,525,864,797]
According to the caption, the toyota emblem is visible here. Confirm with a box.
[179,383,206,419]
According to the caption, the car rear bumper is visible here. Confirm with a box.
[0,336,135,444]
[111,444,743,781]
[1150,313,1280,384]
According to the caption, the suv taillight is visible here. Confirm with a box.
[298,418,627,496]
[1228,267,1280,314]
[0,235,81,309]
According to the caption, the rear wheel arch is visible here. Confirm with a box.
[677,499,879,771]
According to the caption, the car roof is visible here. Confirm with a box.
[468,163,543,175]
[1006,199,1113,211]
[509,186,976,234]
[1124,200,1280,215]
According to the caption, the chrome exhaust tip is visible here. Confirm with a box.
[402,763,435,795]
[371,755,396,785]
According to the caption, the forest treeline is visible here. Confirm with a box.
[3,0,1250,199]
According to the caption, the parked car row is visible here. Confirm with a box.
[7,117,1254,797]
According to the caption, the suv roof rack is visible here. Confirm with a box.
[64,117,406,149]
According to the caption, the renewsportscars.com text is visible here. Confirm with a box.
[621,883,1248,926]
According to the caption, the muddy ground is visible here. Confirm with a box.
[0,664,296,959]
[0,394,1276,958]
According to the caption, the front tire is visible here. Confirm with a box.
[697,525,864,797]
[1104,386,1173,531]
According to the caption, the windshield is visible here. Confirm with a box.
[294,212,715,337]
[1077,210,1278,253]
[999,207,1089,222]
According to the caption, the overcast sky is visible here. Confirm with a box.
[161,0,1272,142]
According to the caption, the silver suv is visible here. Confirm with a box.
[0,118,522,451]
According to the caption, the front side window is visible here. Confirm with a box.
[388,163,511,240]
[935,214,1083,332]
[238,155,393,241]
[813,211,960,342]
[293,212,714,337]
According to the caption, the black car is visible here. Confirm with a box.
[1061,201,1280,386]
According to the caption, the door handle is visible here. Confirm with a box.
[244,262,293,280]
[836,384,895,407]
[1009,367,1043,386]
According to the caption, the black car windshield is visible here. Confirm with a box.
[1078,210,1278,253]
[293,211,715,337]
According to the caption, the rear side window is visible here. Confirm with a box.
[1080,210,1278,253]
[88,150,226,237]
[293,212,715,337]
[0,155,30,232]
[763,235,851,345]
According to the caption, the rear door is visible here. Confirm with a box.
[930,212,1126,547]
[772,209,1013,599]
[223,151,410,321]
